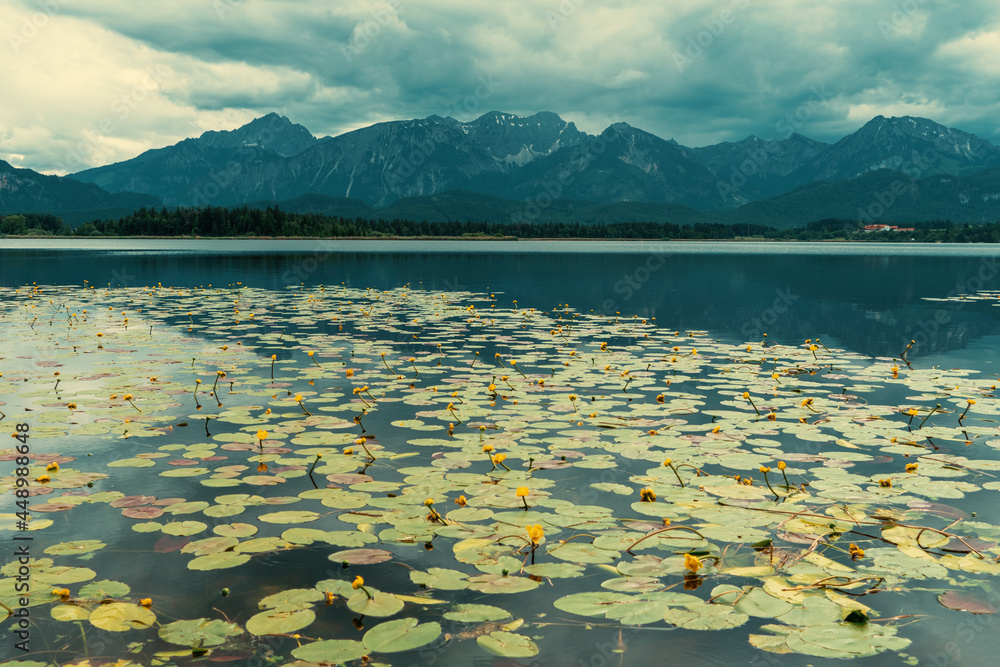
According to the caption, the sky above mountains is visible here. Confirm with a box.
[3,0,1000,175]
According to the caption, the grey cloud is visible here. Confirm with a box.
[5,0,1000,173]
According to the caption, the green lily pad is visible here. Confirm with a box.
[477,631,539,658]
[44,540,106,556]
[663,603,749,631]
[161,521,207,536]
[523,562,585,578]
[347,590,405,617]
[89,602,156,632]
[443,604,510,622]
[291,639,368,663]
[410,568,470,590]
[246,607,316,636]
[51,604,90,621]
[158,618,241,647]
[467,573,540,594]
[258,588,324,609]
[258,510,321,524]
[78,580,131,599]
[554,591,635,617]
[363,618,442,653]
[214,522,258,538]
[187,552,252,571]
[33,566,96,585]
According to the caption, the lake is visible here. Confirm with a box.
[2,239,1000,667]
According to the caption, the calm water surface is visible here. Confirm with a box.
[2,239,1000,666]
[4,239,1000,361]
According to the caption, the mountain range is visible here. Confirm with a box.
[4,111,1000,228]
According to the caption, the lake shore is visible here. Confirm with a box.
[0,234,929,242]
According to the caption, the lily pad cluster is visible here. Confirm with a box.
[1,282,1000,665]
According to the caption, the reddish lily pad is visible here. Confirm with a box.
[122,507,165,519]
[329,549,394,565]
[110,496,157,508]
[938,591,997,614]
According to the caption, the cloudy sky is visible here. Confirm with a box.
[3,0,999,175]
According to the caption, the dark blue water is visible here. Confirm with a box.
[3,240,1000,363]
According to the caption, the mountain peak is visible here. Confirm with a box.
[459,111,587,167]
[197,114,317,158]
[468,110,567,127]
[475,110,520,121]
[603,121,639,135]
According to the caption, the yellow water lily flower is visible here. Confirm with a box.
[683,553,703,573]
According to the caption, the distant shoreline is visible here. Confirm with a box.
[0,234,923,243]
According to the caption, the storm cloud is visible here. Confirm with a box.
[2,0,999,174]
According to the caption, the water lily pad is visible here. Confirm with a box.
[347,590,405,617]
[443,604,510,622]
[477,631,539,658]
[121,507,164,520]
[258,510,321,524]
[523,562,585,578]
[51,604,90,621]
[329,549,393,565]
[362,618,442,653]
[214,522,258,538]
[246,607,316,636]
[663,603,749,631]
[291,639,367,663]
[78,580,130,598]
[772,622,911,658]
[161,521,207,536]
[410,568,470,590]
[467,573,540,594]
[44,540,106,556]
[158,618,241,647]
[181,536,239,556]
[548,542,619,564]
[938,590,998,614]
[89,602,156,632]
[238,582,311,612]
[33,566,96,585]
[187,552,252,571]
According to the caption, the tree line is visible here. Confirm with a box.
[2,207,1000,242]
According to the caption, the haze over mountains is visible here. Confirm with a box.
[4,111,1000,228]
